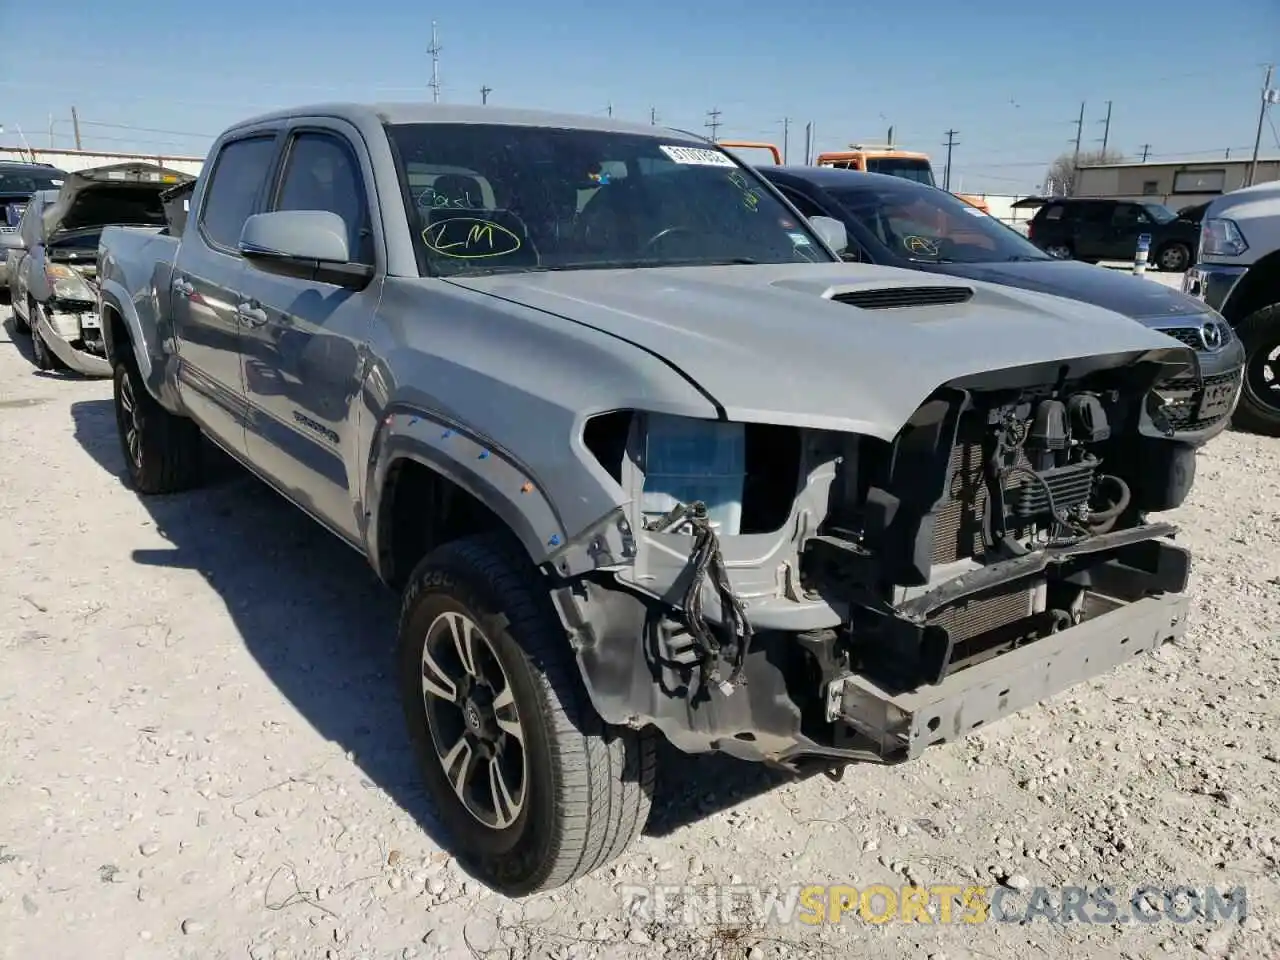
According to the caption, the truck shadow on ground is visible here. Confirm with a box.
[68,399,784,859]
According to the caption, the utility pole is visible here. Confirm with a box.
[1246,63,1275,187]
[705,107,722,142]
[804,121,813,164]
[607,101,612,118]
[1139,143,1151,162]
[427,21,442,104]
[942,129,959,191]
[779,117,790,163]
[71,106,82,150]
[1070,100,1085,168]
[650,106,657,125]
[480,85,491,105]
[1097,100,1112,155]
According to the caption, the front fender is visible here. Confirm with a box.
[367,407,580,576]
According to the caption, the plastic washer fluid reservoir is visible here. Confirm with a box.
[640,414,746,535]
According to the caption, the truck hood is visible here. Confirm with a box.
[41,162,192,243]
[446,263,1191,439]
[911,258,1211,324]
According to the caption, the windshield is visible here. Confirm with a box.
[0,168,67,194]
[386,123,832,276]
[863,157,936,186]
[1141,203,1178,224]
[827,182,1052,264]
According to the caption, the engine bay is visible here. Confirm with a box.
[565,353,1196,768]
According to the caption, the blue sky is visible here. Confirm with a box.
[2,0,1277,194]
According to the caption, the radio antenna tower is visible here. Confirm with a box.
[428,21,442,103]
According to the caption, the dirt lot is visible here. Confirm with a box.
[1,302,1277,960]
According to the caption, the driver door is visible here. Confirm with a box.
[1105,203,1152,260]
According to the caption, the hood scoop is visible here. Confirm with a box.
[831,285,974,310]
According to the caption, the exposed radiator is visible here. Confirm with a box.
[931,440,1029,565]
[926,579,1037,644]
[932,437,1095,565]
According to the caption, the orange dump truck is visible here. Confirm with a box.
[814,146,991,215]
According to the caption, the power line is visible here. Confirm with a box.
[77,118,214,139]
[480,85,491,105]
[705,107,722,142]
[427,21,442,104]
[942,129,959,191]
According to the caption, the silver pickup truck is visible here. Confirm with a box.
[98,103,1198,896]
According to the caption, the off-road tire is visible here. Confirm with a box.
[1232,304,1280,438]
[399,532,656,896]
[111,352,204,493]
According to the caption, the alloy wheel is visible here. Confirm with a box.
[420,610,527,830]
[1244,335,1280,415]
[118,371,143,468]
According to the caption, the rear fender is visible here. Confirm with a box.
[99,278,179,406]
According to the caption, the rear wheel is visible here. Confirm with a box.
[399,533,656,896]
[1044,243,1073,260]
[1232,304,1280,437]
[112,352,204,493]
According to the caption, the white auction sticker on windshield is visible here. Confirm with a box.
[659,145,736,167]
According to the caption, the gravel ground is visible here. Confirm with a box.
[1,302,1277,960]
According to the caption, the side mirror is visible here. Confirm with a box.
[238,210,373,288]
[0,233,26,253]
[808,215,848,255]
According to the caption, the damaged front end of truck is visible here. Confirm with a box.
[32,163,192,377]
[550,344,1196,773]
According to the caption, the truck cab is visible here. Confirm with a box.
[1183,180,1280,435]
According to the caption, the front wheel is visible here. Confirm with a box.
[1232,304,1280,437]
[112,354,205,493]
[399,533,656,896]
[29,302,62,371]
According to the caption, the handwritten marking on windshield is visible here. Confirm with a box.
[727,171,762,213]
[903,235,940,256]
[417,187,482,209]
[423,218,523,259]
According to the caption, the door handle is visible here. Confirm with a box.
[236,302,268,327]
[173,276,195,297]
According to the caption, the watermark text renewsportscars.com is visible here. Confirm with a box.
[618,883,1249,927]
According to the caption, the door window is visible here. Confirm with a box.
[1110,203,1152,227]
[273,131,374,265]
[199,135,277,251]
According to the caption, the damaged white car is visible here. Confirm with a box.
[3,162,191,375]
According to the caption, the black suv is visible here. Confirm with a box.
[1,161,69,291]
[1026,198,1200,272]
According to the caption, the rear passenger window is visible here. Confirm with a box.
[274,132,373,265]
[199,136,276,251]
